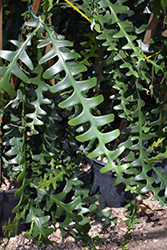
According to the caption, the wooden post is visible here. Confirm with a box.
[143,10,159,45]
[30,0,41,17]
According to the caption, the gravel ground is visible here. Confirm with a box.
[1,193,167,250]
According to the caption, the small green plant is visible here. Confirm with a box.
[120,198,140,249]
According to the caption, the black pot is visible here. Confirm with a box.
[0,189,26,236]
[90,159,132,208]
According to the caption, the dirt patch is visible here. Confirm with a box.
[0,178,22,191]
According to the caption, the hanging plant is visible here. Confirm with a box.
[1,0,167,248]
